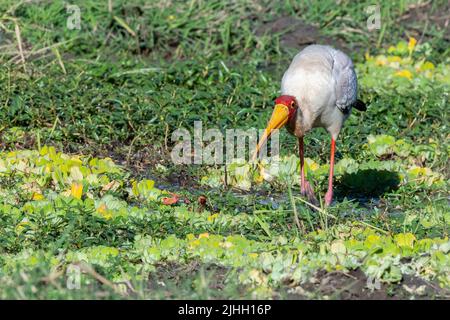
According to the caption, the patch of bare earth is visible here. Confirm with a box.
[398,1,450,42]
[255,16,353,53]
[285,269,450,300]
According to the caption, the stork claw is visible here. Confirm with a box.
[301,180,318,206]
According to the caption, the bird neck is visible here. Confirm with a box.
[288,107,306,137]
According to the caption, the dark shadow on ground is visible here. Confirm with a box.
[334,169,400,204]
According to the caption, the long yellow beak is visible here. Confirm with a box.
[252,104,289,161]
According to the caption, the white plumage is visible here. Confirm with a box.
[254,44,365,206]
[281,45,358,140]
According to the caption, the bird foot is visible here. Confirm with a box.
[301,180,318,206]
[324,190,333,207]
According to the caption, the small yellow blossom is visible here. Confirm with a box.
[97,203,112,220]
[306,159,319,171]
[97,203,107,214]
[198,233,209,239]
[44,164,52,174]
[32,192,44,200]
[254,170,264,184]
[207,213,219,222]
[70,182,83,199]
[375,55,388,66]
[408,37,417,55]
[395,69,413,80]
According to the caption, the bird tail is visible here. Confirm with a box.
[353,99,367,111]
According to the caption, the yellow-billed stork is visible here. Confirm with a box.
[253,45,366,206]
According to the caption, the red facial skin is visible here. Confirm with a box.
[275,95,297,120]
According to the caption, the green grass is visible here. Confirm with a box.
[0,0,449,299]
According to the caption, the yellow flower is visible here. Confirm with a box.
[375,55,388,66]
[97,203,107,214]
[70,182,83,199]
[408,37,417,55]
[306,159,319,171]
[198,233,209,239]
[207,213,219,222]
[97,203,112,220]
[254,170,264,184]
[167,15,175,21]
[44,164,52,174]
[32,192,44,201]
[395,69,413,80]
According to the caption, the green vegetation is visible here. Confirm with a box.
[0,0,448,299]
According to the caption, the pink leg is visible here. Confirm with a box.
[299,137,317,204]
[324,138,336,206]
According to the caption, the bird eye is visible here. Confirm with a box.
[290,101,295,107]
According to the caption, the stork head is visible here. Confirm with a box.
[252,95,298,160]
